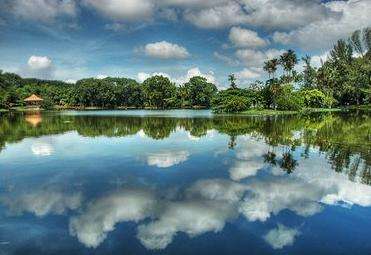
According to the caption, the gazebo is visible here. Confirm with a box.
[24,94,43,108]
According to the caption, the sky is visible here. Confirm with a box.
[0,0,370,88]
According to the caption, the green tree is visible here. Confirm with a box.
[302,55,317,89]
[184,76,217,108]
[142,75,176,109]
[280,50,298,77]
[228,74,237,89]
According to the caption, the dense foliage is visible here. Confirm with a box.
[0,28,370,112]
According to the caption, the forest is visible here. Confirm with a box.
[0,28,370,113]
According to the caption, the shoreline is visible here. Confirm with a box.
[1,105,369,116]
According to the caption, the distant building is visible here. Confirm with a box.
[24,94,43,108]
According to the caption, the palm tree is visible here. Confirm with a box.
[228,74,237,89]
[280,49,298,77]
[263,59,279,79]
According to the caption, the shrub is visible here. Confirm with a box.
[276,94,304,111]
[300,89,335,108]
[211,89,252,113]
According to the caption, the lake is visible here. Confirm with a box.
[0,110,370,255]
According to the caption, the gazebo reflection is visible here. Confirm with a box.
[25,112,42,127]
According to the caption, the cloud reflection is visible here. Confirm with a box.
[69,189,156,248]
[264,224,300,249]
[147,151,190,168]
[1,189,82,217]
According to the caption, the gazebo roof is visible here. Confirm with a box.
[24,94,43,102]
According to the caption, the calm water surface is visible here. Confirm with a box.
[0,110,370,255]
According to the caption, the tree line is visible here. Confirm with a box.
[0,28,370,112]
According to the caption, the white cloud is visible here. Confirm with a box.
[242,0,334,30]
[27,55,52,70]
[184,1,248,29]
[1,189,82,217]
[83,0,154,21]
[176,67,216,84]
[213,52,240,66]
[144,41,190,59]
[229,160,265,181]
[96,74,108,79]
[264,224,300,249]
[236,67,263,80]
[137,67,216,85]
[147,150,190,168]
[310,51,330,68]
[137,200,237,249]
[137,72,171,83]
[160,0,228,8]
[229,27,267,48]
[11,0,77,22]
[69,189,156,248]
[236,48,284,68]
[64,79,77,84]
[186,179,247,203]
[239,177,327,222]
[271,0,371,50]
[22,55,55,80]
[31,142,55,156]
[104,22,126,32]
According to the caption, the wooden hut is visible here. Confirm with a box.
[24,94,43,108]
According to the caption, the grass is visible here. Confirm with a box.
[240,109,297,116]
[238,106,370,116]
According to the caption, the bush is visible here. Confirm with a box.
[274,84,304,111]
[212,89,252,113]
[41,96,54,110]
[300,89,335,108]
[276,94,304,111]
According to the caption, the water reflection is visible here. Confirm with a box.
[0,110,370,254]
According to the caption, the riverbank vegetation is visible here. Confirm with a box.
[0,28,370,113]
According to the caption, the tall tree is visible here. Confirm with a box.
[302,55,317,89]
[280,50,298,77]
[228,74,237,89]
[263,58,279,79]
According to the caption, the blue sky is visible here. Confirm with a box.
[0,0,370,87]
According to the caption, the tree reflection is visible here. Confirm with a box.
[0,110,369,184]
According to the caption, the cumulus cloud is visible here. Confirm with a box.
[236,67,263,80]
[184,1,248,29]
[229,137,269,180]
[23,55,54,79]
[229,27,268,48]
[96,74,108,79]
[137,67,216,85]
[144,41,190,59]
[147,150,190,168]
[69,189,156,248]
[213,52,240,66]
[137,200,237,249]
[239,177,327,222]
[28,55,52,70]
[264,224,300,249]
[176,67,216,84]
[236,48,284,68]
[1,188,82,217]
[242,0,335,30]
[137,71,171,83]
[272,0,371,50]
[31,142,55,156]
[186,179,247,203]
[10,0,77,22]
[310,51,330,68]
[83,0,154,21]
